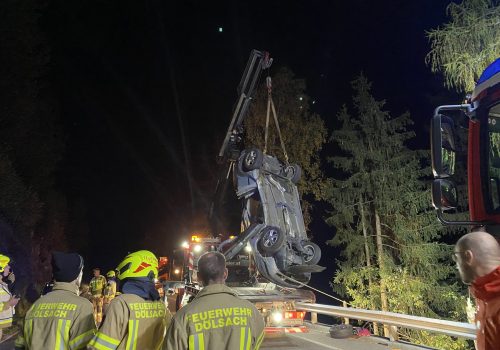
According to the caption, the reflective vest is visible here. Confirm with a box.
[89,276,107,296]
[22,282,96,350]
[0,281,13,329]
[103,280,117,303]
[163,284,265,350]
[88,293,171,350]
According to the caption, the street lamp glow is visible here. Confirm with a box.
[245,244,252,253]
[193,244,203,253]
[174,268,180,274]
[181,241,189,249]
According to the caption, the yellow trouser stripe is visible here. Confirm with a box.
[69,329,95,350]
[253,330,265,350]
[126,320,139,350]
[188,333,205,350]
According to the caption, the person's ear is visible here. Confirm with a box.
[223,268,228,281]
[464,250,474,265]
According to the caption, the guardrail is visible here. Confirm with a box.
[296,302,476,341]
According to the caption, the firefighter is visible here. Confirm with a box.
[163,251,265,350]
[89,267,106,323]
[88,250,171,350]
[102,270,117,315]
[17,251,96,349]
[0,254,19,341]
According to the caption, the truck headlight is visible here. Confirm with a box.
[271,311,283,323]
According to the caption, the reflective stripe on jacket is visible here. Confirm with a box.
[163,284,265,350]
[88,293,171,350]
[22,282,96,350]
[0,282,13,329]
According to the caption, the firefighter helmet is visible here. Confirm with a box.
[116,250,158,281]
[0,254,10,273]
[106,270,116,278]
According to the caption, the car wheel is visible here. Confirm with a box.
[258,226,286,254]
[242,148,263,171]
[284,164,302,183]
[303,241,321,265]
[329,324,354,339]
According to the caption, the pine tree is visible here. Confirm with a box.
[426,0,500,92]
[327,75,469,349]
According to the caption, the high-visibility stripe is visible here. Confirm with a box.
[126,319,139,350]
[69,329,95,350]
[240,327,245,350]
[88,332,120,350]
[246,328,252,350]
[188,333,205,350]
[0,318,12,325]
[253,330,265,350]
[55,318,71,350]
[24,319,33,344]
[240,327,252,350]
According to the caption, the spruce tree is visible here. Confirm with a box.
[426,0,500,92]
[327,75,469,349]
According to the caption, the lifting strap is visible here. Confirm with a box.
[263,76,289,166]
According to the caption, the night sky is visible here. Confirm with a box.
[43,0,461,286]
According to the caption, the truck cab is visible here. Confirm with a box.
[431,58,500,228]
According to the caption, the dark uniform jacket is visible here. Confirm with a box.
[164,284,265,350]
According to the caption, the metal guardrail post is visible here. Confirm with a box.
[389,325,399,341]
[311,312,317,324]
[342,301,349,325]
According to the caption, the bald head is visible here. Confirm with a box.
[197,252,228,286]
[455,231,500,284]
[457,231,500,264]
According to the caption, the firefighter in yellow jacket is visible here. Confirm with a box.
[88,250,171,350]
[0,254,19,341]
[102,270,117,315]
[89,268,106,323]
[18,251,96,349]
[163,251,265,350]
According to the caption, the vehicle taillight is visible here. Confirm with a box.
[284,311,306,319]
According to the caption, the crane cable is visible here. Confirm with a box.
[263,76,290,166]
[276,271,351,306]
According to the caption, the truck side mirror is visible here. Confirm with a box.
[431,114,456,177]
[432,179,458,211]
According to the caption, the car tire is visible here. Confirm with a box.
[258,226,286,254]
[329,324,354,339]
[242,148,264,171]
[303,241,321,265]
[285,164,302,183]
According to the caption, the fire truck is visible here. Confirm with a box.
[431,58,500,227]
[172,234,315,333]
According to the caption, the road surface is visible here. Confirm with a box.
[0,323,437,350]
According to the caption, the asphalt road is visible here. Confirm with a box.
[0,324,438,350]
